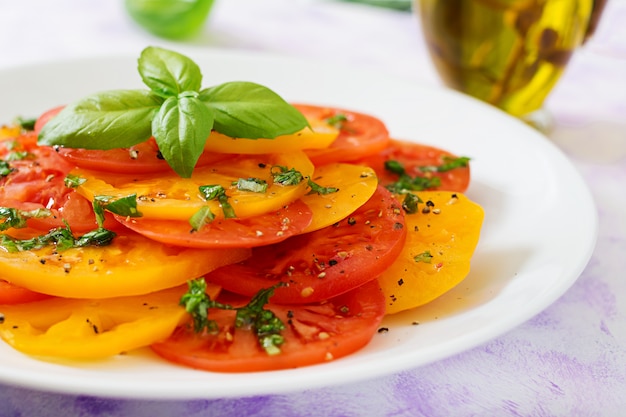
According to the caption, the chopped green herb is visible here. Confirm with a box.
[4,150,32,161]
[0,207,52,231]
[307,179,339,195]
[420,156,470,173]
[401,193,422,214]
[198,184,236,218]
[386,175,441,194]
[181,278,286,355]
[179,278,231,333]
[384,159,441,193]
[64,174,87,188]
[324,113,348,130]
[414,251,433,263]
[0,161,13,177]
[94,194,142,218]
[15,116,36,131]
[383,160,405,176]
[0,223,103,253]
[235,177,268,193]
[73,227,117,247]
[235,285,286,356]
[271,165,304,186]
[189,206,215,231]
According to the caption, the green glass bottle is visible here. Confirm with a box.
[417,0,594,118]
[125,0,215,40]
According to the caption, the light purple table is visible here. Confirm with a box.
[1,1,625,416]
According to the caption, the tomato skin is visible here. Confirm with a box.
[0,132,111,232]
[299,163,378,233]
[379,191,484,314]
[35,106,234,174]
[203,118,338,154]
[33,105,64,135]
[294,104,390,166]
[74,151,314,221]
[356,139,471,193]
[0,227,250,298]
[114,199,313,249]
[0,284,220,359]
[151,280,386,372]
[206,186,406,304]
[0,280,50,304]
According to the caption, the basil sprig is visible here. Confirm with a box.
[38,46,308,178]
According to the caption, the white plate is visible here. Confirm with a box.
[0,49,597,399]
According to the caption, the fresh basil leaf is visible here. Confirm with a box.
[198,81,308,139]
[38,90,162,150]
[152,94,214,178]
[138,46,203,97]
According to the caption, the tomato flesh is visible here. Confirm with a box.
[73,151,314,221]
[294,104,390,166]
[0,284,220,359]
[356,139,471,193]
[0,227,249,298]
[151,280,386,372]
[0,280,50,304]
[114,199,313,249]
[206,186,406,304]
[379,191,484,314]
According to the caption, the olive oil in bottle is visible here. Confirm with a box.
[418,0,593,118]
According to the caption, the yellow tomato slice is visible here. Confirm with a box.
[203,118,339,154]
[378,192,484,314]
[0,125,21,140]
[73,151,315,221]
[0,228,249,298]
[0,283,220,359]
[300,163,378,233]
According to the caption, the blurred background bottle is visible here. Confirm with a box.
[125,0,215,40]
[416,0,604,128]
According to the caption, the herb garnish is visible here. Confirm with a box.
[0,207,52,231]
[401,193,422,214]
[64,173,87,188]
[384,160,441,193]
[0,195,139,252]
[189,206,215,232]
[414,251,433,263]
[420,156,470,173]
[325,113,348,130]
[307,180,339,195]
[180,278,286,355]
[198,184,236,218]
[271,165,304,186]
[38,46,308,178]
[0,161,13,177]
[234,177,268,193]
[384,156,470,195]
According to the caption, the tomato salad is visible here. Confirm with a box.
[0,47,483,373]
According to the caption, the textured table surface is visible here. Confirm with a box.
[0,1,625,416]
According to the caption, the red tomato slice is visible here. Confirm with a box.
[57,141,235,175]
[0,280,50,304]
[151,280,386,372]
[294,104,390,166]
[0,132,109,232]
[205,186,406,303]
[113,199,313,249]
[33,105,64,135]
[356,139,471,193]
[35,105,233,174]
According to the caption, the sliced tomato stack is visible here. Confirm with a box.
[0,103,482,372]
